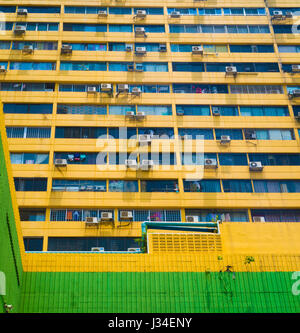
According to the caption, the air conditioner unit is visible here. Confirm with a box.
[135,46,147,55]
[295,112,300,120]
[192,46,203,54]
[118,84,129,92]
[212,107,221,116]
[131,87,142,95]
[292,65,300,72]
[285,11,293,18]
[135,111,145,119]
[17,8,28,15]
[125,111,135,118]
[101,83,112,92]
[100,212,113,221]
[290,89,300,98]
[186,216,199,222]
[220,135,231,144]
[138,134,152,145]
[128,248,141,252]
[170,11,181,18]
[98,10,107,17]
[176,108,184,116]
[135,63,144,72]
[253,216,265,222]
[272,10,283,18]
[249,161,263,171]
[125,44,133,52]
[61,44,72,54]
[125,159,138,168]
[140,160,154,170]
[226,66,237,75]
[22,45,33,53]
[135,27,146,35]
[85,217,99,224]
[246,132,257,140]
[14,25,26,34]
[204,158,218,169]
[54,159,68,166]
[159,44,167,52]
[127,64,135,72]
[0,65,6,72]
[136,10,147,18]
[94,185,106,191]
[91,247,104,252]
[120,211,133,219]
[87,86,97,93]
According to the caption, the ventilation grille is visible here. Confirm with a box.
[149,233,222,253]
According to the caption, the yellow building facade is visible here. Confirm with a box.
[0,0,300,254]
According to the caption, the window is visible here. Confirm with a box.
[181,153,217,165]
[137,105,172,116]
[6,127,51,138]
[172,62,204,72]
[65,6,106,14]
[176,105,210,116]
[14,178,47,191]
[253,180,300,193]
[141,180,179,192]
[1,82,55,92]
[133,8,163,15]
[230,44,274,53]
[185,209,249,222]
[139,153,176,165]
[3,104,52,114]
[222,180,253,192]
[63,23,107,32]
[18,6,60,14]
[183,180,221,192]
[251,209,300,222]
[50,209,114,222]
[248,154,300,166]
[240,106,289,116]
[109,7,132,15]
[108,152,137,164]
[178,128,213,140]
[215,129,243,140]
[57,104,107,115]
[138,127,174,138]
[0,6,16,13]
[54,152,102,165]
[135,25,165,33]
[173,84,228,94]
[47,237,139,251]
[108,180,138,192]
[17,22,59,31]
[12,41,58,50]
[167,8,197,16]
[278,45,300,53]
[55,127,107,139]
[19,209,46,221]
[230,85,283,94]
[10,153,49,165]
[10,62,56,70]
[60,62,106,71]
[109,25,132,32]
[24,238,43,251]
[68,43,106,51]
[253,129,294,140]
[0,41,11,49]
[218,153,248,166]
[52,180,106,192]
[132,210,181,222]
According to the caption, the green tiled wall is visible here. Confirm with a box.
[19,272,300,313]
[0,133,23,313]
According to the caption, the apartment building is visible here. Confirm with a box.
[0,0,300,313]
